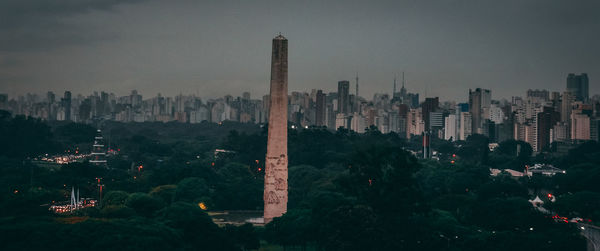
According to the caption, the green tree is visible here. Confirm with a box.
[174,177,209,203]
[156,202,234,250]
[103,191,130,206]
[149,184,177,205]
[125,192,165,217]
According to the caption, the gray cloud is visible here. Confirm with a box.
[0,0,599,101]
[0,0,144,52]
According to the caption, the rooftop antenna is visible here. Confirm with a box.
[402,72,405,88]
[393,74,397,97]
[355,72,359,97]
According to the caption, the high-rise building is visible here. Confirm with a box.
[561,91,574,123]
[315,90,326,126]
[335,113,351,130]
[398,104,409,138]
[351,112,366,133]
[264,34,289,223]
[489,104,504,124]
[444,114,457,141]
[399,72,407,102]
[406,93,419,108]
[567,73,589,102]
[537,107,560,152]
[459,112,472,141]
[422,97,439,130]
[337,80,350,114]
[242,92,251,101]
[590,119,600,142]
[571,113,590,141]
[552,122,569,142]
[590,118,600,142]
[429,112,444,131]
[469,88,491,135]
[565,102,593,141]
[526,89,549,102]
[408,108,425,137]
[326,102,336,129]
[63,91,72,121]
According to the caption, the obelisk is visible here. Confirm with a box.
[263,34,288,223]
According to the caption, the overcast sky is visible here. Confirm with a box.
[1,0,598,102]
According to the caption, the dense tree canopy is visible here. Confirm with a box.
[0,113,593,250]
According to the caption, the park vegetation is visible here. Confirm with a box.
[0,110,596,250]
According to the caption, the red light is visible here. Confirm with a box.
[452,154,456,158]
[211,162,215,167]
[258,168,262,172]
[547,193,552,198]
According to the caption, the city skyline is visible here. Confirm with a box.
[1,1,599,101]
[2,74,597,104]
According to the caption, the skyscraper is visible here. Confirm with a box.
[459,112,472,140]
[337,80,350,114]
[571,113,590,140]
[537,107,559,152]
[444,114,457,141]
[469,88,491,135]
[422,97,439,130]
[63,91,72,121]
[315,90,326,126]
[567,73,589,102]
[399,72,407,102]
[264,34,288,223]
[561,91,574,123]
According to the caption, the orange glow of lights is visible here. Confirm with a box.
[198,202,207,210]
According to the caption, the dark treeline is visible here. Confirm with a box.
[0,111,597,250]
